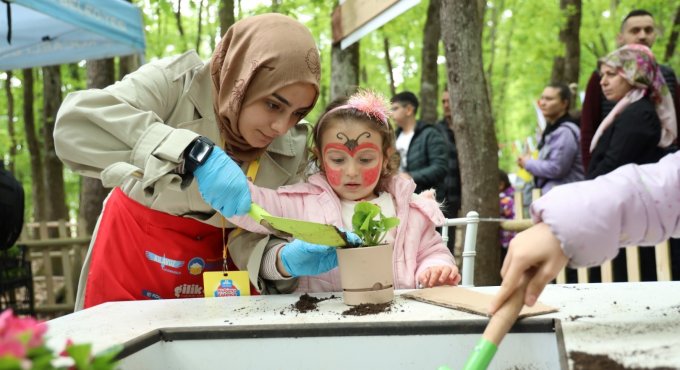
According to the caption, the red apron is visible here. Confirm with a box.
[84,187,256,308]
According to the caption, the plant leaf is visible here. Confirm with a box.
[0,357,22,370]
[382,217,400,230]
[66,343,92,369]
[352,201,400,246]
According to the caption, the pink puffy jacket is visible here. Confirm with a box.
[229,173,456,292]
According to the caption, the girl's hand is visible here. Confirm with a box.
[488,223,569,315]
[418,265,461,288]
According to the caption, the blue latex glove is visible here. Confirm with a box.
[339,227,363,247]
[280,229,362,277]
[193,146,251,217]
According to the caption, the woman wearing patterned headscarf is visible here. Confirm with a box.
[587,44,677,179]
[55,14,325,309]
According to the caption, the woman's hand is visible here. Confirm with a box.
[488,223,569,314]
[418,265,461,288]
[517,155,529,169]
[194,146,251,217]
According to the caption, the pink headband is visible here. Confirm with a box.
[315,90,390,138]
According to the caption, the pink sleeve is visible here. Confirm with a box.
[531,152,680,267]
[414,220,457,279]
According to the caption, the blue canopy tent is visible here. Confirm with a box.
[0,0,145,70]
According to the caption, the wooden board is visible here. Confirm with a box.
[402,286,558,318]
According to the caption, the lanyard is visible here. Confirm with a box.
[221,158,260,273]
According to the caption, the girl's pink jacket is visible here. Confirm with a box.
[531,151,680,268]
[229,173,456,292]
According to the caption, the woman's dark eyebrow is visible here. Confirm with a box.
[272,93,314,111]
[272,93,291,107]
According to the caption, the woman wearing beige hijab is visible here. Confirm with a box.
[54,14,325,309]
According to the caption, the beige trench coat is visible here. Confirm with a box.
[55,51,307,310]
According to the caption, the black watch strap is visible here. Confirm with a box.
[183,136,215,175]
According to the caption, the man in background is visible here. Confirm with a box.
[391,91,457,252]
[391,91,448,193]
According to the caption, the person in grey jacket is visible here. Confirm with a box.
[518,83,584,194]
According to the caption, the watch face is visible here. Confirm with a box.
[186,137,215,173]
[192,140,212,163]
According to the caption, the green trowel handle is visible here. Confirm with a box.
[462,338,498,370]
[248,202,272,223]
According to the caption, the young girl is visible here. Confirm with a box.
[230,91,460,292]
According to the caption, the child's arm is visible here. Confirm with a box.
[411,204,459,286]
[490,152,680,314]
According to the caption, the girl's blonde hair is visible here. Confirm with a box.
[311,91,399,194]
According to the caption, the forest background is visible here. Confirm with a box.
[1,0,678,284]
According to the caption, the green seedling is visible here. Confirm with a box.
[351,201,400,247]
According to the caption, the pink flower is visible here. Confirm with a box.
[0,336,26,358]
[0,309,119,369]
[0,309,47,351]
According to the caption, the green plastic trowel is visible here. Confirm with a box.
[248,203,349,247]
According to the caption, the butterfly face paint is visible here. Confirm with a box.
[320,123,385,201]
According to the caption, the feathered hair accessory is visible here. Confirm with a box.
[344,90,390,125]
[315,90,390,138]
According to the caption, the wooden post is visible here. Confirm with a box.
[38,222,55,306]
[58,220,75,308]
[600,261,614,282]
[626,247,641,282]
[655,241,672,281]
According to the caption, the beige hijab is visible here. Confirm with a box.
[210,13,321,163]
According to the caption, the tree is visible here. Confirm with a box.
[119,54,141,81]
[219,0,236,37]
[665,5,680,63]
[22,68,47,222]
[550,0,581,87]
[41,66,68,224]
[5,71,16,172]
[173,0,188,52]
[330,42,360,101]
[441,0,500,286]
[383,37,396,97]
[419,0,440,123]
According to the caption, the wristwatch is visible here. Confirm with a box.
[183,136,215,175]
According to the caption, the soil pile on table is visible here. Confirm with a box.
[341,302,391,316]
[291,293,337,313]
[570,351,676,370]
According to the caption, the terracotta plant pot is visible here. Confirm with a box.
[336,243,394,305]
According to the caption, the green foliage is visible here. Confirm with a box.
[351,201,399,247]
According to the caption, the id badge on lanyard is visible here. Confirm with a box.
[202,158,260,297]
